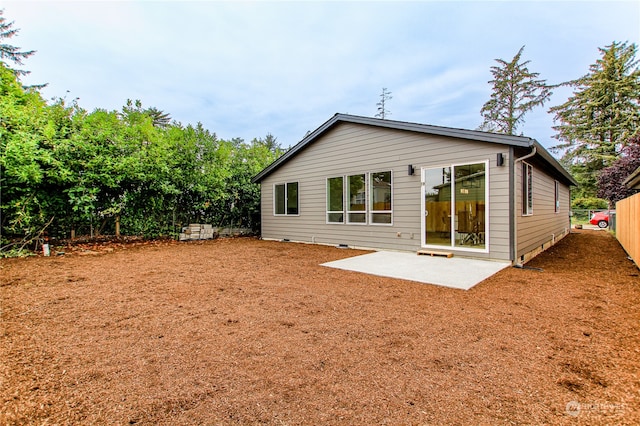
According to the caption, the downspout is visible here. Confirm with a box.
[508,146,515,263]
[512,144,537,266]
[515,145,537,164]
[569,186,572,233]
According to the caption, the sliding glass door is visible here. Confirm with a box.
[422,162,487,251]
[423,167,452,247]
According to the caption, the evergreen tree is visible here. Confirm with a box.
[0,9,35,78]
[549,41,640,198]
[145,107,172,128]
[375,87,392,119]
[479,46,552,135]
[253,133,281,154]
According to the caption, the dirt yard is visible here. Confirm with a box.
[1,230,638,425]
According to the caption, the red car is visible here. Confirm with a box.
[590,211,613,228]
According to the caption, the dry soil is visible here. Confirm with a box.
[1,230,639,425]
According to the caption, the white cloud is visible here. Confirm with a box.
[4,0,640,146]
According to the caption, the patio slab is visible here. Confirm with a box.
[322,251,511,290]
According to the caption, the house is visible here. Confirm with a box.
[623,165,640,191]
[252,114,577,264]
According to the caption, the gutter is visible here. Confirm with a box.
[515,145,537,164]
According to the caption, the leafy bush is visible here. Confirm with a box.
[1,65,282,254]
[571,197,609,210]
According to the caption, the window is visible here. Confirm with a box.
[453,163,486,249]
[327,177,344,223]
[274,182,298,215]
[554,180,560,213]
[347,174,366,224]
[275,184,285,215]
[286,182,298,214]
[370,171,392,224]
[325,170,393,225]
[522,162,533,215]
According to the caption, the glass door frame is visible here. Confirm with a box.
[421,160,490,253]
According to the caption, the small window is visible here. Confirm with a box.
[370,171,392,224]
[522,163,533,216]
[554,180,560,213]
[347,174,366,224]
[326,177,344,223]
[274,182,298,216]
[274,184,286,215]
[286,182,298,214]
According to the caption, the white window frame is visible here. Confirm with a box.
[554,180,560,213]
[273,181,299,216]
[369,170,393,226]
[347,173,367,225]
[522,162,533,216]
[326,176,344,224]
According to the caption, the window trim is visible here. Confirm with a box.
[369,170,393,226]
[554,180,560,213]
[522,162,533,216]
[273,181,299,216]
[326,176,345,224]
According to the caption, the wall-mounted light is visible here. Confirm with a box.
[408,164,415,176]
[497,153,505,167]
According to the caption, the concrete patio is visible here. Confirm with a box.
[322,250,512,290]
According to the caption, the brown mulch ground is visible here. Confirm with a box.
[1,230,638,425]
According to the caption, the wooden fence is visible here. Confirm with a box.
[616,192,640,267]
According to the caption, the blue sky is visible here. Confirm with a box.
[4,1,639,149]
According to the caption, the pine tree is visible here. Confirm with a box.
[144,107,172,128]
[0,9,35,77]
[479,46,552,135]
[255,133,281,153]
[375,87,392,119]
[550,41,640,163]
[549,41,640,198]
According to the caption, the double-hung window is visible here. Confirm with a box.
[274,182,298,215]
[522,162,533,216]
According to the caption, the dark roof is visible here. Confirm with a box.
[252,113,577,185]
[623,166,640,190]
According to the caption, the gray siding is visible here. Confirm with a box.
[260,122,512,260]
[516,160,571,260]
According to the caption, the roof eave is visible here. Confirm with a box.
[623,166,640,189]
[531,140,578,186]
[336,114,533,148]
[252,113,571,184]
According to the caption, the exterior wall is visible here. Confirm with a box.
[260,122,512,260]
[515,157,571,263]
